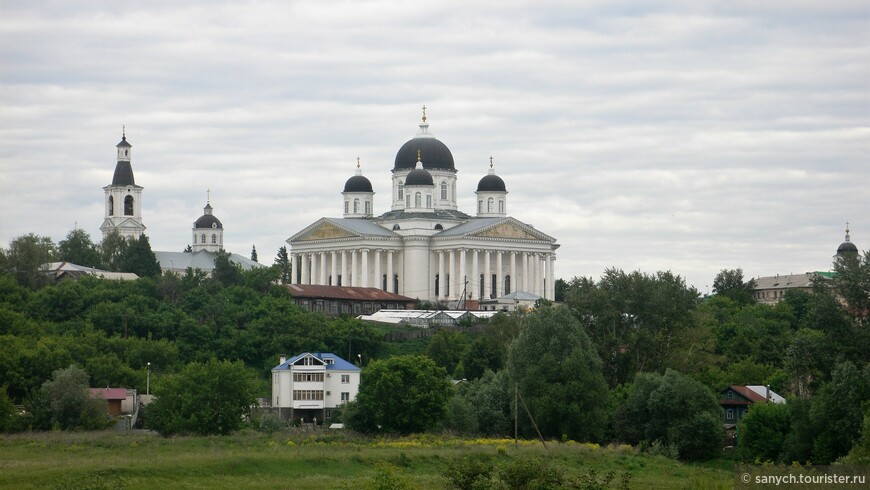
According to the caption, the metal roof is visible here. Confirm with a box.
[273,352,360,372]
[285,284,414,302]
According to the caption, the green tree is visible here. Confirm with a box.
[810,361,870,463]
[0,385,15,432]
[212,250,243,286]
[345,355,451,434]
[712,268,756,305]
[459,335,504,380]
[833,250,870,324]
[274,246,292,284]
[58,229,102,268]
[463,369,513,436]
[614,369,723,461]
[37,365,110,431]
[1,233,57,289]
[250,245,258,263]
[507,305,609,442]
[739,401,791,462]
[148,358,258,436]
[99,230,128,272]
[120,234,161,277]
[425,329,466,376]
[554,278,568,302]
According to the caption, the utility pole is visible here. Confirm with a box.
[146,362,151,395]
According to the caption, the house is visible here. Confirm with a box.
[271,352,361,424]
[285,284,415,316]
[752,272,831,305]
[43,262,139,282]
[89,388,138,417]
[719,385,786,426]
[480,291,541,312]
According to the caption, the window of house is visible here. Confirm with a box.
[446,274,450,296]
[201,233,206,243]
[212,234,217,244]
[293,372,324,382]
[415,192,422,208]
[727,391,733,399]
[293,390,324,401]
[504,275,511,295]
[441,181,447,200]
[726,409,734,420]
[341,392,350,402]
[341,374,350,384]
[124,196,134,216]
[353,198,360,213]
[394,274,399,294]
[353,303,361,314]
[398,181,404,200]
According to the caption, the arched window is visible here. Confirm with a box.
[487,197,494,212]
[365,201,371,214]
[124,196,134,216]
[499,200,504,213]
[337,274,342,286]
[398,180,404,200]
[108,196,114,216]
[393,274,399,294]
[415,192,421,208]
[382,274,387,291]
[479,274,484,299]
[426,195,432,208]
[392,224,401,230]
[446,274,450,296]
[201,233,206,243]
[211,234,217,244]
[193,234,197,244]
[478,200,483,213]
[344,200,349,214]
[504,275,511,295]
[491,274,497,298]
[353,198,360,213]
[406,195,410,208]
[435,274,440,296]
[434,224,443,230]
[440,181,447,200]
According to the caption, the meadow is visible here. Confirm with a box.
[0,430,735,489]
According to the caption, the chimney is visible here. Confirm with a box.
[279,354,286,365]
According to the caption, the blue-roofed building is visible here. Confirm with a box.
[271,352,361,423]
[287,108,560,304]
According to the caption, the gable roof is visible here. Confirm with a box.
[89,388,128,401]
[285,284,414,302]
[433,216,556,242]
[154,250,263,272]
[273,352,360,372]
[753,273,821,291]
[722,385,786,405]
[290,217,399,242]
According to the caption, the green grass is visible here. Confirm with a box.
[0,431,734,489]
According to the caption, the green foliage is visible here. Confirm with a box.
[460,335,505,381]
[274,246,292,284]
[59,229,103,269]
[346,355,451,434]
[712,268,756,305]
[614,369,723,461]
[443,393,477,434]
[833,250,870,323]
[459,369,513,436]
[443,455,494,490]
[507,305,609,442]
[0,385,15,432]
[148,358,258,436]
[119,234,161,277]
[564,269,699,386]
[99,230,128,272]
[212,250,244,286]
[738,401,790,462]
[425,329,466,376]
[809,361,870,463]
[1,233,57,289]
[844,409,870,464]
[250,245,258,263]
[499,456,564,489]
[36,365,111,431]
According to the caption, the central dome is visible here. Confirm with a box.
[344,175,373,193]
[394,138,455,171]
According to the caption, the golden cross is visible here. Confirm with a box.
[421,105,427,122]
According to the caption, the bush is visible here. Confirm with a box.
[443,456,494,490]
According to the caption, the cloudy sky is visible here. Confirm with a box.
[1,0,867,292]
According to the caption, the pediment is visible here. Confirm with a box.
[473,222,541,240]
[298,220,357,241]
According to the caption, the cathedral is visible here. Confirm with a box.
[287,109,560,303]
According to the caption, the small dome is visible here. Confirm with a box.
[477,174,506,192]
[116,135,131,148]
[406,167,434,186]
[837,241,858,254]
[344,175,373,193]
[194,214,223,229]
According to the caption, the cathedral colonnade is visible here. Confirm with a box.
[290,248,555,301]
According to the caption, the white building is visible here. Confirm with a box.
[271,352,361,422]
[288,109,559,303]
[100,130,146,239]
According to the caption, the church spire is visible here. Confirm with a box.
[416,104,432,137]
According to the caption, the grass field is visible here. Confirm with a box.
[0,430,734,489]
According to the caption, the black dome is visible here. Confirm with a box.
[837,241,858,254]
[394,138,455,171]
[344,175,373,193]
[406,168,434,186]
[111,161,135,186]
[477,174,506,192]
[194,214,223,229]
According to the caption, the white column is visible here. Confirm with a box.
[374,249,382,290]
[448,249,456,299]
[319,252,327,285]
[340,250,348,286]
[510,251,517,295]
[547,254,555,300]
[301,253,310,285]
[523,252,530,292]
[484,250,491,299]
[495,251,503,298]
[471,249,479,300]
[331,251,337,286]
[438,251,445,298]
[534,253,542,297]
[361,249,369,288]
[459,248,466,302]
[289,253,296,285]
[351,250,358,287]
[387,250,394,293]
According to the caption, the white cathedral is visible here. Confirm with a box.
[287,109,560,303]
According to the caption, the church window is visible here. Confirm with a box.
[487,197,494,213]
[479,274,484,299]
[328,275,332,286]
[440,181,447,200]
[108,196,114,216]
[193,235,197,244]
[344,200,348,214]
[365,201,371,214]
[124,196,134,216]
[201,233,206,243]
[504,275,511,295]
[337,274,342,286]
[398,181,404,200]
[382,274,387,291]
[499,200,504,213]
[434,224,443,230]
[393,274,399,294]
[353,198,360,214]
[435,274,440,296]
[446,274,450,296]
[491,274,497,298]
[426,195,432,208]
[211,234,217,244]
[406,195,410,208]
[478,200,483,213]
[392,224,400,230]
[415,192,421,208]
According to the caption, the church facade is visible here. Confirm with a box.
[287,110,559,303]
[100,130,146,239]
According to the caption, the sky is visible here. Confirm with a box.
[1,0,868,293]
